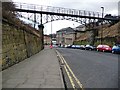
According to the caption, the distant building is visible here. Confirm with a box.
[49,33,56,39]
[56,27,75,45]
[56,25,86,45]
[44,35,51,45]
[75,25,86,31]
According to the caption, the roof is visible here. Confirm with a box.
[57,27,75,33]
[76,25,85,28]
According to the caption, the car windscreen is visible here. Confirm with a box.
[103,45,109,47]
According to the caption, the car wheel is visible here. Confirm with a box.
[103,50,105,52]
[112,51,114,54]
[97,49,99,51]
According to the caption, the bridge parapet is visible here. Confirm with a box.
[14,2,102,18]
[13,2,119,25]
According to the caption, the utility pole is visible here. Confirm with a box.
[73,24,77,40]
[51,16,53,45]
[101,7,104,44]
[38,13,44,50]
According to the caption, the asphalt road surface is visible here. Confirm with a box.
[57,48,119,88]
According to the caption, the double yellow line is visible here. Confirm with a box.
[56,50,83,90]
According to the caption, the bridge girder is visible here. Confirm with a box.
[17,12,110,29]
[14,2,119,28]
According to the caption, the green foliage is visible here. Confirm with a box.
[2,2,16,22]
[73,40,89,45]
[74,37,116,46]
[94,37,115,46]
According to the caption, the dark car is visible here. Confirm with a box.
[112,44,120,54]
[71,45,81,49]
[74,45,81,49]
[85,44,96,50]
[66,45,72,48]
[97,45,112,52]
[80,45,85,50]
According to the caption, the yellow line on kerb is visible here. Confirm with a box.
[62,56,83,89]
[56,50,83,90]
[64,63,76,89]
[56,50,76,89]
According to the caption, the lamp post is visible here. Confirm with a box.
[51,16,53,46]
[101,7,104,44]
[73,24,77,40]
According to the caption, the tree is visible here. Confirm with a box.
[2,1,16,21]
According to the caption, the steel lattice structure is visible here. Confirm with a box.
[13,2,119,27]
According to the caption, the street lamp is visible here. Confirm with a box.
[101,7,104,44]
[73,24,77,40]
[101,7,104,19]
[51,16,53,46]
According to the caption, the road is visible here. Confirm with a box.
[57,48,118,88]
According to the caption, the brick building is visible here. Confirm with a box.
[56,25,86,45]
[56,27,75,45]
[44,35,51,45]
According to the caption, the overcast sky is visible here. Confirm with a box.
[12,0,120,35]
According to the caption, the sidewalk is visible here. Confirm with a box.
[2,47,64,88]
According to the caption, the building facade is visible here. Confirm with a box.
[56,25,86,45]
[44,35,51,45]
[56,27,75,45]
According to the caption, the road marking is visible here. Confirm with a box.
[56,50,76,89]
[64,63,76,89]
[56,50,83,90]
[62,56,83,89]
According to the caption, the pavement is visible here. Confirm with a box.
[2,46,64,88]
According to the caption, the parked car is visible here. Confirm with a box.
[64,45,68,48]
[85,44,96,50]
[71,45,76,49]
[97,45,112,52]
[70,45,81,49]
[66,45,72,48]
[112,44,120,54]
[80,45,85,50]
[58,45,64,48]
[74,45,81,49]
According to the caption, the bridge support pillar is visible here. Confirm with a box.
[38,24,44,50]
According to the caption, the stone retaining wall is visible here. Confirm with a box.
[2,21,42,70]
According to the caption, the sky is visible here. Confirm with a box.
[12,0,120,35]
